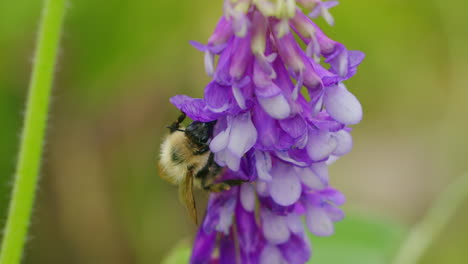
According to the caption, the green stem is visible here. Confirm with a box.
[0,0,66,263]
[391,173,468,264]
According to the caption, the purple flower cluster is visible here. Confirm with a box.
[171,1,364,263]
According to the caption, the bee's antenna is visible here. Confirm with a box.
[176,112,186,124]
[166,126,185,132]
[167,112,187,133]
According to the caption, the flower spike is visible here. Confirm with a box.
[173,1,364,263]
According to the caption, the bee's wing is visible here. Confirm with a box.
[178,171,198,224]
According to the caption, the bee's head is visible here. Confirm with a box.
[184,121,216,146]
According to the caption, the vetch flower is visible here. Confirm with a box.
[210,112,258,171]
[172,1,364,263]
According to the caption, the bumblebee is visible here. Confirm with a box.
[159,113,244,224]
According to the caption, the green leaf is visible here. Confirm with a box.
[309,213,406,264]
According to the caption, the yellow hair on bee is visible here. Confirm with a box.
[159,130,210,188]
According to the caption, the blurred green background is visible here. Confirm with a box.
[1,0,468,263]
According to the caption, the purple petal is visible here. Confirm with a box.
[296,166,327,190]
[229,35,253,79]
[261,209,291,244]
[325,154,339,165]
[295,132,309,149]
[309,1,339,26]
[190,228,216,264]
[328,45,348,76]
[309,91,324,116]
[325,204,345,222]
[292,70,304,100]
[189,40,209,52]
[286,148,313,166]
[218,167,248,183]
[215,148,242,171]
[272,55,296,95]
[324,84,362,125]
[241,251,261,264]
[260,245,287,264]
[213,113,258,171]
[255,82,282,98]
[236,205,262,254]
[169,95,220,122]
[349,50,365,68]
[306,30,321,60]
[216,196,236,234]
[306,129,338,161]
[253,55,290,121]
[279,115,307,139]
[269,162,302,206]
[204,50,215,76]
[259,196,295,216]
[322,1,340,9]
[302,60,323,91]
[273,31,305,73]
[232,84,247,109]
[210,126,231,153]
[308,111,345,131]
[219,233,237,264]
[309,1,339,18]
[260,196,296,216]
[278,234,311,264]
[252,105,281,150]
[286,213,304,234]
[208,16,234,47]
[256,180,269,197]
[310,162,329,185]
[255,151,273,181]
[275,151,308,167]
[332,130,353,156]
[253,54,276,87]
[254,54,276,79]
[228,112,258,158]
[240,183,256,212]
[203,191,237,234]
[319,188,346,206]
[258,95,291,120]
[204,81,232,113]
[251,10,268,54]
[189,40,228,55]
[306,205,334,236]
[232,13,250,37]
[214,42,234,85]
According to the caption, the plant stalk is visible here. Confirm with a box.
[0,0,66,263]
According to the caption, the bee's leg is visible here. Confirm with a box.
[197,153,248,192]
[203,179,249,192]
[167,112,186,133]
[195,153,225,191]
[221,179,249,186]
[205,182,230,192]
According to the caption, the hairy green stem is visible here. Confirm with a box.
[0,0,66,263]
[392,173,468,264]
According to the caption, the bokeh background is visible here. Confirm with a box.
[1,0,468,263]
